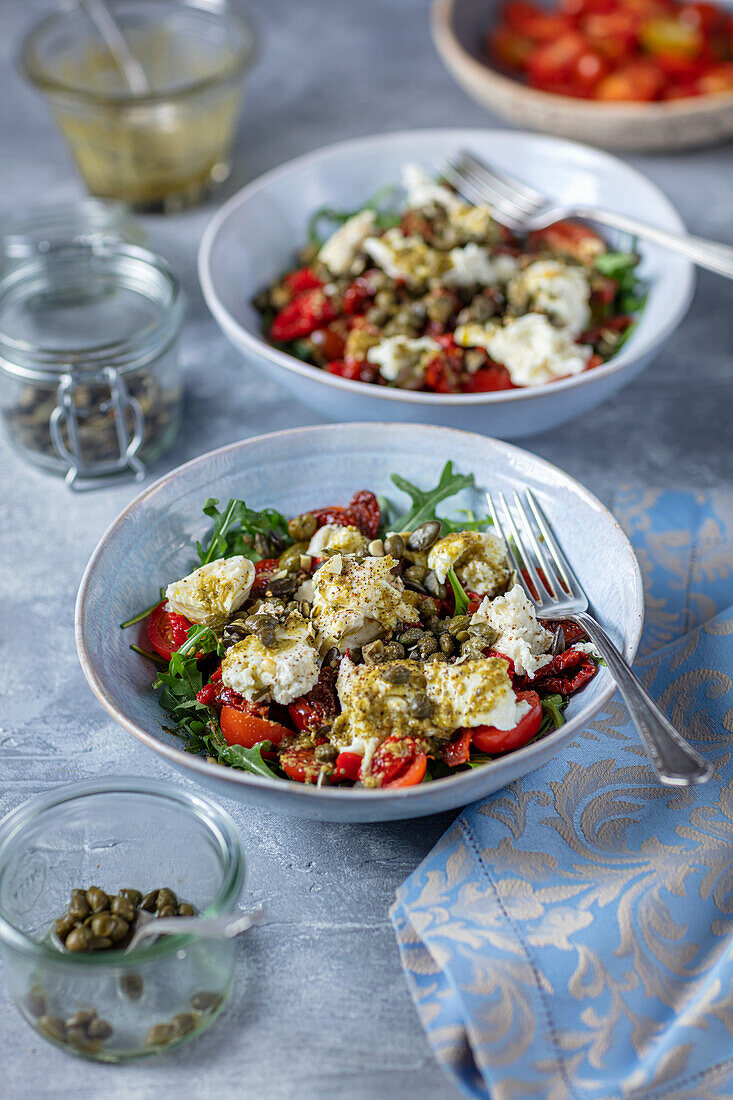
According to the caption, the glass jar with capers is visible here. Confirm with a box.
[0,242,183,489]
[0,780,245,1061]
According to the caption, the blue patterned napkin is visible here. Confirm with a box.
[391,490,733,1100]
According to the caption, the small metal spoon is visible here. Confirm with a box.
[125,905,263,953]
[82,0,151,95]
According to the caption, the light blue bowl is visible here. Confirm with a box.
[198,128,694,439]
[75,423,643,822]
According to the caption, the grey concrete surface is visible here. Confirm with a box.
[1,0,731,1097]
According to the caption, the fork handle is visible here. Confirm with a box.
[573,206,733,280]
[569,611,713,786]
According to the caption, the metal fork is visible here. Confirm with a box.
[443,149,733,280]
[488,489,713,786]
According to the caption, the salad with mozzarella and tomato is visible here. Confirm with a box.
[123,464,599,790]
[253,164,644,395]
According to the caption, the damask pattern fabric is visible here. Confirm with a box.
[391,490,733,1100]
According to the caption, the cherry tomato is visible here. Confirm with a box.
[471,691,543,754]
[489,26,535,68]
[462,363,516,392]
[594,59,666,98]
[571,46,611,87]
[526,31,587,85]
[697,62,733,92]
[270,288,337,343]
[220,706,291,748]
[444,729,472,767]
[342,276,377,316]
[288,697,330,733]
[371,735,428,789]
[147,602,192,662]
[279,747,323,784]
[310,326,346,362]
[334,751,363,781]
[504,1,576,38]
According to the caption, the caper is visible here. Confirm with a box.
[315,743,338,763]
[90,913,121,939]
[120,888,143,907]
[368,539,385,557]
[439,633,456,656]
[120,974,144,1000]
[424,572,446,599]
[416,634,438,659]
[171,1012,198,1037]
[146,1022,175,1047]
[448,615,470,635]
[409,693,433,719]
[68,895,90,921]
[461,639,486,660]
[65,926,96,953]
[456,629,470,643]
[383,534,405,558]
[156,888,178,910]
[250,611,277,630]
[279,541,308,570]
[91,936,113,950]
[426,651,448,662]
[66,1009,97,1031]
[383,642,405,661]
[158,905,177,919]
[38,1015,67,1043]
[426,614,447,634]
[54,914,76,939]
[419,599,441,621]
[140,890,159,912]
[398,627,424,647]
[469,623,498,646]
[190,991,223,1012]
[110,895,135,922]
[66,1027,98,1051]
[288,513,318,541]
[87,1018,113,1041]
[407,521,442,552]
[362,639,385,664]
[380,665,411,685]
[177,902,195,917]
[298,600,311,618]
[85,887,109,913]
[24,985,47,1018]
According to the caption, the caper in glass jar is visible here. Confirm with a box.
[146,1022,175,1047]
[190,990,223,1013]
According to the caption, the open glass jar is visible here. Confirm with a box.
[0,241,183,489]
[0,779,245,1061]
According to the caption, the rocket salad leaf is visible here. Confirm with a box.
[390,461,475,531]
[196,498,291,565]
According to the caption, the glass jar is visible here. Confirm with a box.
[0,779,245,1061]
[21,0,257,212]
[0,242,183,489]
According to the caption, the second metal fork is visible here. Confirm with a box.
[488,489,712,786]
[443,149,733,280]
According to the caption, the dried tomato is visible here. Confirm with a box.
[516,648,597,694]
[325,359,379,384]
[444,729,472,767]
[462,363,516,392]
[282,266,323,295]
[270,288,337,342]
[308,490,381,538]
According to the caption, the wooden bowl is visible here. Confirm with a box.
[432,0,733,151]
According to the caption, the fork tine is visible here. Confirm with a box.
[487,493,531,598]
[447,155,537,221]
[524,489,581,599]
[453,153,542,218]
[458,149,547,208]
[441,160,525,232]
[497,492,545,604]
[511,490,558,598]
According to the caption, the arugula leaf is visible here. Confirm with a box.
[539,693,568,735]
[467,752,496,769]
[390,461,475,531]
[196,498,291,565]
[446,567,469,616]
[206,727,279,780]
[594,250,639,279]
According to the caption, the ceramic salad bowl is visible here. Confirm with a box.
[75,423,643,822]
[198,128,694,439]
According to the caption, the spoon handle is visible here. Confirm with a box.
[126,905,263,952]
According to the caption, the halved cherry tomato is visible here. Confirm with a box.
[270,288,337,342]
[220,706,290,748]
[444,729,472,767]
[462,363,516,392]
[334,751,362,781]
[471,690,543,754]
[526,31,587,84]
[504,1,576,38]
[147,602,192,662]
[288,698,326,733]
[594,59,666,98]
[371,734,428,788]
[279,747,323,784]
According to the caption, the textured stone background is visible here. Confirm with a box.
[1,0,731,1096]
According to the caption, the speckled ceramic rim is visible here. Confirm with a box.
[0,777,245,965]
[432,0,733,124]
[198,128,695,409]
[75,423,644,806]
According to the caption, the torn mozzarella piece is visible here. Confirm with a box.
[472,583,554,678]
[318,209,377,277]
[366,335,441,383]
[428,531,510,597]
[311,553,415,652]
[455,313,592,387]
[165,556,254,626]
[442,245,518,288]
[221,610,319,705]
[307,524,369,558]
[508,259,591,336]
[402,163,463,212]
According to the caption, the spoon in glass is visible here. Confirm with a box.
[125,905,264,953]
[82,0,151,95]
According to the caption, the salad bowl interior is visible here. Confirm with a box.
[76,424,643,822]
[198,128,694,439]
